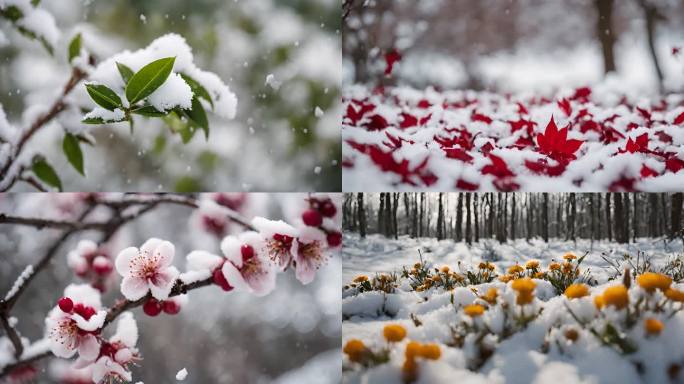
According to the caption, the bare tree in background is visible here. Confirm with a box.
[595,0,617,74]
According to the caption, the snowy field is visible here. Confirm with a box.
[342,233,684,383]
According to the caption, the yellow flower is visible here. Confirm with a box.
[511,278,536,305]
[508,265,524,275]
[478,262,488,270]
[602,285,629,309]
[440,265,450,273]
[353,275,368,283]
[565,283,590,299]
[594,295,604,309]
[563,253,577,261]
[431,275,441,283]
[481,288,498,304]
[482,271,489,279]
[526,260,540,269]
[405,341,422,359]
[533,271,545,279]
[644,318,664,335]
[487,263,495,271]
[636,272,672,293]
[499,274,513,283]
[464,304,485,317]
[665,288,684,302]
[419,343,441,360]
[549,262,561,271]
[414,262,421,269]
[562,262,574,274]
[383,324,407,343]
[343,339,368,362]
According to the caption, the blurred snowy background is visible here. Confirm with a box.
[0,0,341,192]
[0,193,341,383]
[343,0,684,95]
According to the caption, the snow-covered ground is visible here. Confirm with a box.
[342,233,684,383]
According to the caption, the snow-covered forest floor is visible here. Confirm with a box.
[342,233,684,383]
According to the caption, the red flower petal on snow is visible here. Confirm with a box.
[384,50,402,76]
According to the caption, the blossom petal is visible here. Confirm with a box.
[111,312,138,347]
[221,262,250,292]
[149,267,179,300]
[121,276,149,301]
[77,334,100,362]
[154,240,175,268]
[186,250,223,271]
[72,310,106,332]
[115,247,138,276]
[245,263,276,297]
[295,257,317,285]
[220,235,243,267]
[140,238,163,256]
[49,327,78,358]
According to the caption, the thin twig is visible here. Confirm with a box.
[0,314,23,358]
[0,214,110,231]
[0,65,90,190]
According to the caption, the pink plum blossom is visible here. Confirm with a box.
[220,231,277,297]
[45,284,107,361]
[291,227,328,285]
[115,238,179,301]
[251,217,298,270]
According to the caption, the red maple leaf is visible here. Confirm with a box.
[557,98,572,117]
[517,102,529,115]
[571,87,592,102]
[481,154,515,178]
[620,133,649,154]
[666,156,684,173]
[655,131,673,143]
[443,148,473,163]
[363,114,389,131]
[524,158,566,177]
[456,179,479,191]
[345,100,375,125]
[417,99,431,109]
[674,111,684,125]
[640,165,659,178]
[609,176,637,192]
[536,116,584,163]
[472,112,493,124]
[384,50,401,76]
[399,112,418,129]
[673,46,681,57]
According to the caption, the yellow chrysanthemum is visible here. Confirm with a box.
[343,339,367,362]
[526,260,540,269]
[481,287,498,304]
[665,288,684,302]
[383,324,407,343]
[511,278,536,305]
[562,262,574,274]
[565,283,590,299]
[636,272,672,293]
[464,304,485,317]
[499,274,513,283]
[644,318,664,335]
[431,275,441,283]
[405,341,423,359]
[594,294,604,309]
[508,264,524,274]
[414,262,421,269]
[440,265,450,273]
[563,253,577,261]
[533,271,545,279]
[549,262,561,271]
[602,285,629,309]
[419,343,441,360]
[487,263,496,271]
[478,262,488,270]
[353,275,368,283]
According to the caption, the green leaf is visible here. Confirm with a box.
[0,6,23,22]
[174,176,201,193]
[85,84,122,111]
[62,133,84,176]
[116,62,134,85]
[81,116,126,125]
[30,0,41,6]
[125,57,175,104]
[131,105,167,117]
[68,33,81,63]
[183,97,209,139]
[32,158,62,191]
[180,74,213,109]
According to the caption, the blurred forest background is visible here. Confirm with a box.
[0,0,341,191]
[0,193,341,383]
[343,193,684,245]
[343,0,684,94]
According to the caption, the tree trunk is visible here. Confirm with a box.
[511,193,516,239]
[606,193,612,241]
[456,193,463,241]
[392,193,399,239]
[474,194,480,243]
[672,193,683,239]
[403,193,410,235]
[466,193,472,245]
[378,193,385,235]
[595,0,616,74]
[437,193,444,240]
[419,193,425,238]
[357,193,366,238]
[638,0,665,93]
[542,193,549,242]
[614,193,625,243]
